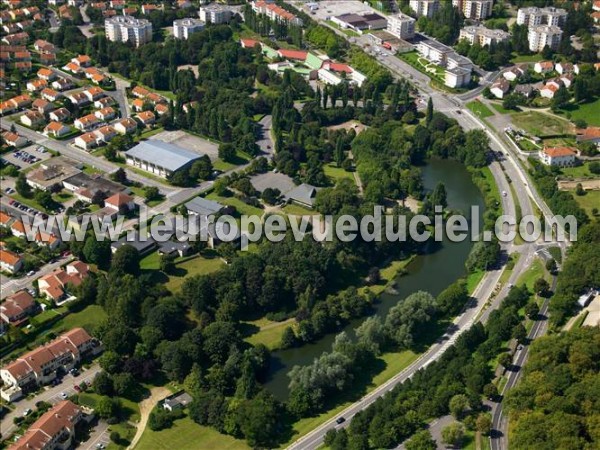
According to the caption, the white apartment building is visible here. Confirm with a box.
[459,26,510,47]
[199,4,233,24]
[409,0,439,18]
[173,18,205,39]
[539,146,577,167]
[386,13,416,40]
[528,25,563,52]
[517,7,568,29]
[453,0,494,20]
[105,15,152,47]
[445,67,471,88]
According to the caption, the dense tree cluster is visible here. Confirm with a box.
[506,326,600,449]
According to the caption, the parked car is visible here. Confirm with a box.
[74,385,81,392]
[60,392,67,399]
[336,417,345,425]
[23,409,32,417]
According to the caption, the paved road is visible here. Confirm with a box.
[256,114,274,158]
[0,364,101,437]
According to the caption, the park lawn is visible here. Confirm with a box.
[490,101,516,115]
[466,101,494,118]
[510,53,544,63]
[165,254,224,293]
[366,256,415,296]
[283,203,315,216]
[78,392,141,422]
[399,51,445,81]
[560,97,600,126]
[140,251,161,270]
[323,163,353,182]
[212,151,251,172]
[205,193,264,217]
[136,416,248,450]
[46,305,108,336]
[559,163,598,179]
[510,111,572,137]
[244,318,292,350]
[516,259,547,292]
[466,270,485,295]
[481,166,502,206]
[572,190,600,219]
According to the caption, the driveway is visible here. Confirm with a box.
[126,386,171,450]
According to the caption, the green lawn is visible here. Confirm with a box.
[140,251,161,270]
[165,254,224,293]
[490,101,516,115]
[205,193,264,217]
[510,111,572,137]
[510,53,544,63]
[323,163,353,182]
[212,151,251,172]
[399,51,445,81]
[516,259,547,292]
[466,270,485,294]
[572,190,600,219]
[466,101,494,118]
[243,318,292,350]
[47,304,108,336]
[560,97,600,126]
[282,204,315,216]
[559,163,599,179]
[136,416,248,450]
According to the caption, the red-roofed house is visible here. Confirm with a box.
[105,192,135,212]
[278,49,308,61]
[74,132,99,151]
[38,261,90,303]
[240,38,259,48]
[540,83,560,99]
[8,401,83,448]
[2,131,28,148]
[539,146,577,167]
[576,127,600,147]
[136,110,155,126]
[44,121,71,138]
[114,117,137,135]
[1,290,38,326]
[0,248,23,273]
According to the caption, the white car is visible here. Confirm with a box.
[60,392,67,399]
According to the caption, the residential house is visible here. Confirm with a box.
[74,113,100,131]
[94,125,117,143]
[576,127,600,147]
[162,392,193,412]
[44,121,71,138]
[0,328,99,390]
[0,101,16,115]
[114,117,137,134]
[94,106,115,121]
[0,212,13,228]
[94,97,115,109]
[9,94,32,109]
[284,183,318,208]
[62,61,83,74]
[0,290,37,326]
[66,92,90,107]
[136,110,155,126]
[540,83,560,98]
[490,79,510,99]
[556,62,579,75]
[71,54,91,67]
[514,84,535,98]
[539,146,577,167]
[155,103,169,116]
[51,78,73,91]
[38,262,89,303]
[8,401,83,446]
[37,68,56,82]
[41,88,62,102]
[132,98,145,112]
[560,73,574,88]
[10,219,26,238]
[131,85,149,98]
[185,196,226,217]
[49,107,70,122]
[2,131,28,148]
[74,132,98,151]
[0,248,23,273]
[33,231,61,249]
[503,66,525,82]
[20,110,44,127]
[32,98,55,115]
[83,87,104,102]
[104,192,134,213]
[534,60,554,73]
[26,78,48,92]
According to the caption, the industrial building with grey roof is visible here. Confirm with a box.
[125,139,202,178]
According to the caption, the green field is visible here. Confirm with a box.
[516,259,548,292]
[490,101,516,115]
[572,190,600,219]
[136,416,248,450]
[510,53,544,63]
[282,204,315,216]
[559,163,599,179]
[164,254,225,293]
[323,163,353,182]
[510,111,572,137]
[243,317,292,350]
[466,101,494,118]
[560,98,600,126]
[46,304,107,336]
[205,193,264,217]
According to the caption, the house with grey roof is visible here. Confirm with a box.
[110,233,157,255]
[185,196,227,217]
[284,183,319,208]
[125,140,202,178]
[163,391,193,411]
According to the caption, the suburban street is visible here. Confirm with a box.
[0,364,101,437]
[0,254,73,299]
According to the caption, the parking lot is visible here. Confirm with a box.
[152,129,220,161]
[291,0,378,22]
[1,144,52,169]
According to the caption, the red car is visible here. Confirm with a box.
[74,385,81,392]
[9,199,15,205]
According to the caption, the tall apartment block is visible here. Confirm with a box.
[105,15,152,47]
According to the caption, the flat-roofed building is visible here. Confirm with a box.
[459,26,510,47]
[528,25,562,52]
[105,15,152,47]
[453,0,493,20]
[409,0,439,18]
[173,18,205,39]
[517,6,567,28]
[386,13,415,40]
[125,139,202,178]
[199,4,233,24]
